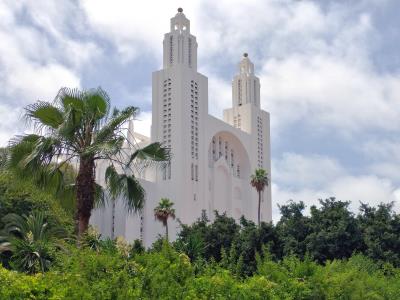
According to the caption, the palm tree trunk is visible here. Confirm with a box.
[76,157,95,239]
[165,220,169,241]
[258,191,261,226]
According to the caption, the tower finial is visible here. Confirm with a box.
[243,52,248,57]
[178,7,183,13]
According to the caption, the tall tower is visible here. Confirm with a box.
[91,9,272,247]
[232,53,261,108]
[224,53,272,221]
[151,8,209,233]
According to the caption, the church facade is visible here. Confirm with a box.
[91,9,271,247]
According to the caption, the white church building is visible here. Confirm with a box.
[91,8,271,247]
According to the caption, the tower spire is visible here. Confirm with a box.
[162,8,198,70]
[232,53,260,107]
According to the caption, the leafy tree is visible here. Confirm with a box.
[358,202,400,266]
[0,171,72,231]
[5,87,170,238]
[174,232,206,262]
[154,198,176,241]
[276,200,311,258]
[305,198,363,262]
[250,168,269,226]
[177,211,240,261]
[0,211,66,273]
[130,239,145,256]
[230,218,280,276]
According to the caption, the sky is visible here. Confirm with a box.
[0,0,399,221]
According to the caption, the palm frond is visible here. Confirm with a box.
[88,136,125,158]
[57,103,83,143]
[129,142,171,165]
[83,87,110,121]
[55,87,84,112]
[95,106,138,144]
[250,168,269,192]
[22,136,62,168]
[7,134,40,169]
[25,101,64,130]
[105,165,145,213]
[94,183,106,208]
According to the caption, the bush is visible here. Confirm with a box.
[0,171,73,232]
[0,243,399,299]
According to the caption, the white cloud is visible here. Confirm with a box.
[330,175,398,210]
[272,152,400,222]
[362,139,400,162]
[273,152,344,189]
[0,1,102,145]
[134,111,152,138]
[261,55,400,135]
[205,73,232,118]
[81,0,197,62]
[360,139,400,182]
[271,183,327,222]
[0,104,24,147]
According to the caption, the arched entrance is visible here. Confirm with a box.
[208,131,251,218]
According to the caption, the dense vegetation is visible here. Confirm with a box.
[1,169,400,299]
[0,241,399,299]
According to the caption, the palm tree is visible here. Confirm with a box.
[0,211,66,273]
[250,168,269,226]
[5,87,170,238]
[154,198,175,241]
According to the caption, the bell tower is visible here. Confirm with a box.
[232,53,261,108]
[163,8,198,70]
[151,8,208,230]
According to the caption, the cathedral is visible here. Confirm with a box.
[91,8,271,247]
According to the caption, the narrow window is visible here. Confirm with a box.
[188,38,192,67]
[169,36,174,64]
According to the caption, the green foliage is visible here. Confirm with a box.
[0,165,400,298]
[0,211,67,274]
[1,244,399,299]
[0,171,72,232]
[305,198,363,263]
[358,202,400,266]
[276,200,311,258]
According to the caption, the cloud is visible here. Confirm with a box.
[360,139,400,182]
[0,0,102,145]
[205,73,232,118]
[261,55,400,135]
[134,111,152,138]
[330,175,398,210]
[81,0,197,63]
[272,152,400,222]
[272,152,344,190]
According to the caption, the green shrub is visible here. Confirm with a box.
[0,171,73,232]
